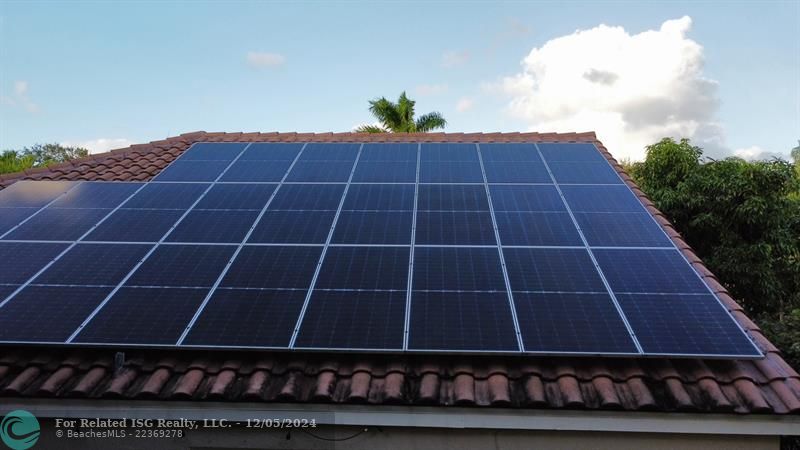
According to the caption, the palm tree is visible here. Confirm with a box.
[355,92,446,133]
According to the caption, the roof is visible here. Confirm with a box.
[0,131,798,415]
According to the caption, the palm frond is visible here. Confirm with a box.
[415,111,447,132]
[354,125,388,134]
[368,97,402,131]
[396,92,416,132]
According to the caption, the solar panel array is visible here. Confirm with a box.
[0,142,762,358]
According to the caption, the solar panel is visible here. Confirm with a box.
[0,141,761,358]
[295,290,406,349]
[183,288,306,347]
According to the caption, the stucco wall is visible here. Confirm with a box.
[32,420,778,450]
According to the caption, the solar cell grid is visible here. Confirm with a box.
[0,141,760,358]
[166,210,259,243]
[248,210,336,243]
[575,212,672,247]
[178,142,248,161]
[315,246,409,290]
[33,243,151,286]
[494,211,582,246]
[84,208,184,242]
[488,185,565,212]
[125,244,235,287]
[0,180,76,208]
[295,290,406,349]
[3,207,111,241]
[154,160,232,182]
[220,160,294,182]
[417,184,489,211]
[0,286,113,342]
[343,184,415,211]
[0,208,39,236]
[73,287,209,345]
[503,248,605,293]
[50,182,143,209]
[0,242,69,284]
[408,291,518,351]
[268,184,345,210]
[332,211,413,244]
[238,142,303,161]
[195,184,277,210]
[548,161,622,184]
[221,245,321,289]
[538,143,607,163]
[513,292,637,353]
[415,211,496,245]
[183,288,306,347]
[617,293,760,356]
[123,183,209,209]
[412,247,505,292]
[594,249,708,294]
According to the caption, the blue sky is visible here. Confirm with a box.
[1,1,798,160]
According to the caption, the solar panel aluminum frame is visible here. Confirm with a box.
[0,141,764,359]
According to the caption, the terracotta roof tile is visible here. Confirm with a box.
[0,131,797,415]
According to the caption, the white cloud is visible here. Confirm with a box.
[415,83,449,96]
[61,138,135,154]
[733,145,786,161]
[3,80,39,113]
[497,16,727,161]
[455,97,474,112]
[441,50,470,68]
[14,81,28,96]
[246,51,286,68]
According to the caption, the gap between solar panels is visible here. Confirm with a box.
[0,141,763,359]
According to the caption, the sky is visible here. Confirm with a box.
[1,1,798,161]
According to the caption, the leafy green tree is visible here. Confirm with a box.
[356,92,446,133]
[629,138,800,368]
[0,143,89,175]
[0,151,36,174]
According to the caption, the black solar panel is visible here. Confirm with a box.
[220,160,294,182]
[4,208,111,241]
[315,246,408,290]
[0,242,69,284]
[415,211,496,245]
[503,248,605,292]
[594,249,708,294]
[412,247,505,291]
[494,211,582,246]
[125,244,234,287]
[166,210,260,243]
[50,182,143,208]
[33,243,151,286]
[513,292,637,353]
[221,245,321,289]
[183,288,306,347]
[0,286,113,342]
[0,207,39,235]
[195,184,277,210]
[248,210,336,243]
[332,211,413,244]
[123,183,209,209]
[0,180,76,208]
[73,287,208,344]
[295,290,405,349]
[0,142,761,358]
[154,161,232,182]
[617,293,759,356]
[408,291,518,351]
[85,209,184,242]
